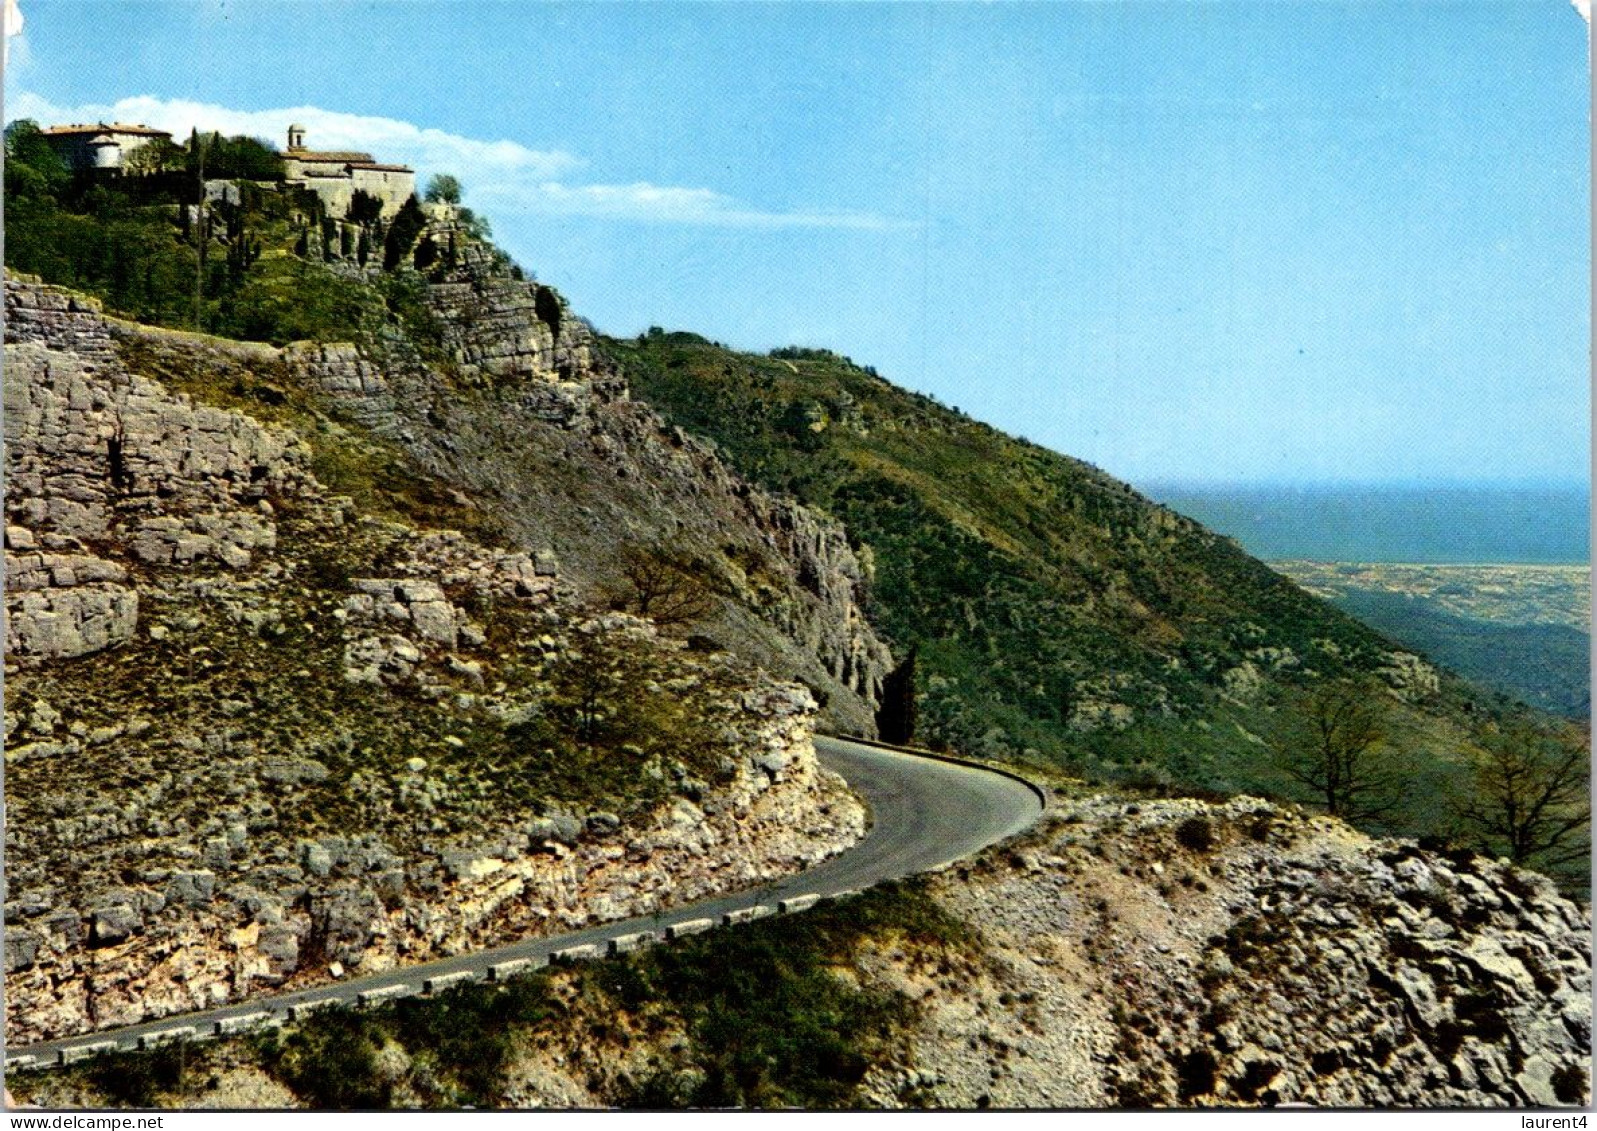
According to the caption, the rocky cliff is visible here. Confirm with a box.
[852,796,1591,1108]
[2,276,866,1045]
[294,216,892,731]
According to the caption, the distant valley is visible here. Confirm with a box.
[1275,561,1590,720]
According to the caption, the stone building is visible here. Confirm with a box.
[280,125,416,220]
[39,123,174,171]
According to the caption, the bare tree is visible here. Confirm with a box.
[613,545,716,628]
[1272,680,1398,822]
[1455,722,1590,871]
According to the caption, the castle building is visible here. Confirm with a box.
[40,122,174,171]
[280,125,416,220]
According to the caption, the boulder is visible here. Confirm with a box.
[301,842,335,878]
[165,870,217,909]
[4,929,39,973]
[89,903,142,946]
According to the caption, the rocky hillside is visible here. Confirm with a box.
[2,129,894,734]
[610,334,1571,844]
[21,794,1589,1109]
[316,214,894,732]
[4,133,1586,1111]
[893,796,1590,1108]
[2,276,865,1045]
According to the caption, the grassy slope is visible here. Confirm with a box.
[607,334,1516,832]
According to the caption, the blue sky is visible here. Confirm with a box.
[6,1,1590,488]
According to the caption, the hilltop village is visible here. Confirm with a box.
[6,114,490,339]
[39,121,416,218]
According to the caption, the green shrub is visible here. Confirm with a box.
[212,258,381,345]
[266,1010,391,1108]
[85,1043,195,1107]
[1175,816,1216,853]
[600,881,967,1108]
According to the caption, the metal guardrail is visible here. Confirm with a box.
[10,735,1039,1074]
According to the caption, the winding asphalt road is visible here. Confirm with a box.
[8,736,1043,1069]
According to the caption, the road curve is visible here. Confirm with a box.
[10,737,1042,1067]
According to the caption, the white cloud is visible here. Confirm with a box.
[477,180,908,230]
[6,92,906,232]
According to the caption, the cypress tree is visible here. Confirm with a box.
[383,194,427,271]
[875,646,918,745]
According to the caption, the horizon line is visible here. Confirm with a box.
[1137,478,1593,494]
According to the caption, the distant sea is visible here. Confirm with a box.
[1143,483,1591,565]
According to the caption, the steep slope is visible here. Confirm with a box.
[2,276,866,1045]
[311,217,894,732]
[608,335,1541,830]
[1,135,894,734]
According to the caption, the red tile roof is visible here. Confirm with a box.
[350,162,414,173]
[284,148,375,163]
[41,122,173,138]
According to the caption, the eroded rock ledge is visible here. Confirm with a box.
[3,277,866,1045]
[859,796,1591,1109]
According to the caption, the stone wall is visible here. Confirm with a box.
[349,166,415,217]
[283,166,414,222]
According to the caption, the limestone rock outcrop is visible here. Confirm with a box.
[857,796,1592,1109]
[7,673,864,1045]
[2,275,868,1046]
[286,246,894,728]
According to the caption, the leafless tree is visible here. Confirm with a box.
[1455,722,1591,871]
[614,545,716,628]
[1273,679,1398,822]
